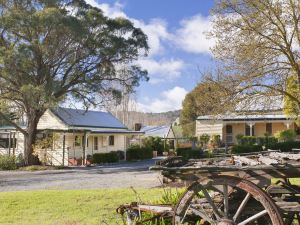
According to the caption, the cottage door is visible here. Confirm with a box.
[225,125,233,144]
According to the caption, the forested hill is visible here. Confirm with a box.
[111,110,181,129]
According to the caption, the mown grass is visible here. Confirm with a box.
[0,189,168,225]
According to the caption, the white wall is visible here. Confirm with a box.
[196,120,223,139]
[37,110,68,130]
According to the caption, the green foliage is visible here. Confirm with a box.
[210,134,221,148]
[236,135,278,146]
[275,129,296,142]
[0,0,149,164]
[256,136,278,146]
[176,147,203,160]
[143,137,165,155]
[239,136,257,145]
[283,75,300,120]
[92,152,119,164]
[126,144,152,161]
[180,81,234,137]
[0,155,17,170]
[199,134,210,147]
[231,145,263,154]
[235,134,244,145]
[158,188,185,206]
[266,141,300,152]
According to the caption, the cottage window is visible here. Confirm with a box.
[94,137,98,150]
[74,136,81,146]
[266,123,272,135]
[0,134,17,148]
[109,136,114,146]
[245,124,255,136]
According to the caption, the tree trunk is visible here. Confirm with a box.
[24,109,43,165]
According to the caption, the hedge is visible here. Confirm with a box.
[231,145,263,154]
[176,147,203,160]
[126,145,152,161]
[237,135,278,146]
[0,155,17,170]
[92,152,119,164]
[266,141,300,152]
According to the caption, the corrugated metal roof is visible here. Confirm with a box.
[197,114,290,121]
[52,107,127,129]
[140,125,171,138]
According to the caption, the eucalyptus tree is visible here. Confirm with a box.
[210,0,300,115]
[0,0,148,165]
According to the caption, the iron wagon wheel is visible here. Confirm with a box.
[173,175,283,225]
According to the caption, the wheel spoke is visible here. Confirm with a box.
[190,206,215,224]
[180,204,190,224]
[202,188,222,220]
[237,209,268,225]
[233,192,251,222]
[223,184,229,218]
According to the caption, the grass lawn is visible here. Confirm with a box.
[0,188,167,225]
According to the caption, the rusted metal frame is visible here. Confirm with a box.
[236,178,284,225]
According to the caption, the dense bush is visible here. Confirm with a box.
[256,136,278,145]
[92,152,119,164]
[0,155,17,170]
[239,136,257,145]
[143,137,166,155]
[235,135,278,146]
[275,129,296,142]
[199,134,210,148]
[266,141,300,152]
[126,144,152,161]
[231,145,263,154]
[176,147,203,160]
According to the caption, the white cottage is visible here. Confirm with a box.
[0,107,143,166]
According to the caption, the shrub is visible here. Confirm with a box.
[256,136,278,146]
[92,152,119,164]
[176,147,203,160]
[266,141,300,152]
[231,145,263,154]
[210,134,221,148]
[240,136,257,145]
[275,129,296,142]
[126,144,152,161]
[235,134,244,145]
[0,155,17,170]
[199,134,210,148]
[143,137,165,155]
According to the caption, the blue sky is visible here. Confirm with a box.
[86,0,216,112]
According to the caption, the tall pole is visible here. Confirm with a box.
[82,131,87,166]
[62,134,66,166]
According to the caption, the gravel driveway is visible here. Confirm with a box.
[0,159,162,192]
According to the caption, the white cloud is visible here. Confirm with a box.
[85,0,127,18]
[175,15,215,54]
[85,0,169,56]
[138,86,188,112]
[133,19,170,56]
[139,58,184,84]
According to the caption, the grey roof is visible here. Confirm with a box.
[197,114,291,121]
[52,107,127,129]
[140,125,171,138]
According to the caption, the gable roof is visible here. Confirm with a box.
[140,125,171,138]
[51,107,127,129]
